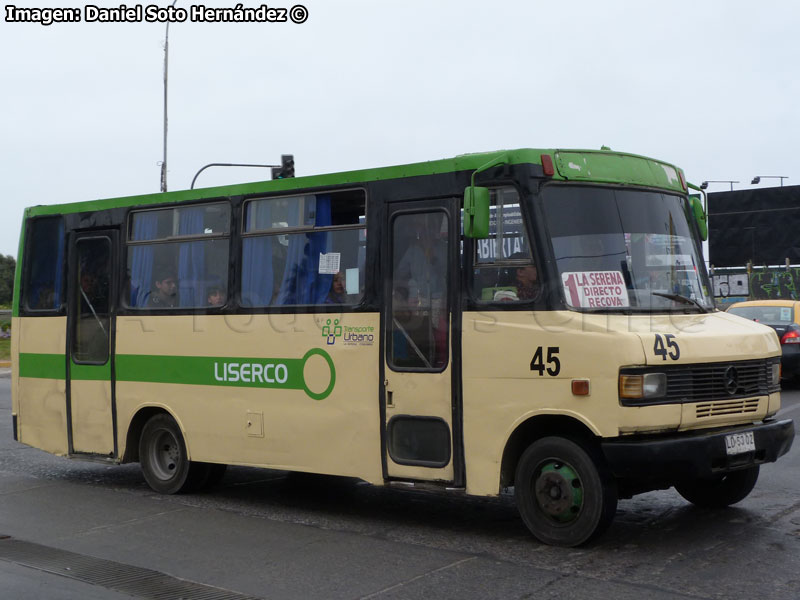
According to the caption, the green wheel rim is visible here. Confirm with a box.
[534,460,584,523]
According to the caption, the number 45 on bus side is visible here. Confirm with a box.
[530,346,561,376]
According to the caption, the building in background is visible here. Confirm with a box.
[708,185,800,307]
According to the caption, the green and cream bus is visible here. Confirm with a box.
[10,148,795,546]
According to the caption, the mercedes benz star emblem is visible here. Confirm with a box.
[724,366,739,395]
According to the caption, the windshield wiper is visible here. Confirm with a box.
[651,292,709,313]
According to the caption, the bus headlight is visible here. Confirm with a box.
[619,373,667,401]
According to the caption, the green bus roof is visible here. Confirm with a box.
[24,147,686,218]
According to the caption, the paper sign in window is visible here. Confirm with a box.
[346,268,359,295]
[562,271,630,309]
[318,252,341,274]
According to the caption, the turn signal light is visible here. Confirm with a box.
[620,375,644,398]
[571,379,590,396]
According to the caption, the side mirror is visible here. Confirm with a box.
[463,186,490,238]
[690,195,708,241]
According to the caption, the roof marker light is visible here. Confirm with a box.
[541,154,555,177]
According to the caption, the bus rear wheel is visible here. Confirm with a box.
[675,466,760,508]
[139,414,206,494]
[515,436,617,547]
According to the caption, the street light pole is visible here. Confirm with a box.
[751,175,789,187]
[700,180,739,191]
[160,0,178,193]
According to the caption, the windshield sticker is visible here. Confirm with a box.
[781,307,792,321]
[562,271,630,308]
[646,253,695,268]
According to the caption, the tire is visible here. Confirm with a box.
[515,436,618,547]
[139,414,206,494]
[675,466,759,508]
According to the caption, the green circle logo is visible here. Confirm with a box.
[301,347,336,400]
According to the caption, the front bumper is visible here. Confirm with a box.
[601,418,794,480]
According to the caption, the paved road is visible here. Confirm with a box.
[1,374,799,599]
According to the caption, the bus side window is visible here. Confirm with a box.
[126,203,231,309]
[472,187,539,303]
[241,190,366,307]
[24,216,66,312]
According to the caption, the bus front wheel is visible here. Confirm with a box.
[139,414,206,494]
[515,436,618,547]
[675,466,760,508]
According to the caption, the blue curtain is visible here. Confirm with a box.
[276,201,306,305]
[275,195,332,305]
[304,195,332,304]
[241,201,274,306]
[129,214,158,306]
[178,207,205,307]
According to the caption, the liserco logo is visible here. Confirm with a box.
[210,348,336,401]
[322,318,342,345]
[115,348,336,401]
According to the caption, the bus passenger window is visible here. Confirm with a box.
[24,217,65,311]
[472,187,539,303]
[126,202,230,309]
[241,190,366,307]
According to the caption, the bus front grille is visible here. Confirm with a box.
[620,358,780,406]
[695,398,761,419]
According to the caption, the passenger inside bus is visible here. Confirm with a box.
[206,286,224,307]
[511,252,540,300]
[325,272,347,304]
[512,264,539,300]
[148,270,178,308]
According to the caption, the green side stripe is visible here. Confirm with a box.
[17,348,336,400]
[19,353,66,379]
[71,362,111,381]
[115,354,303,388]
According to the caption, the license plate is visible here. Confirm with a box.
[725,431,756,455]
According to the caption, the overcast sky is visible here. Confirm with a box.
[1,0,798,257]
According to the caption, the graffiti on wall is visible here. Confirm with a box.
[749,269,800,300]
[712,273,749,298]
[713,268,800,300]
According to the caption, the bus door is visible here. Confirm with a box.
[383,201,460,483]
[67,231,117,457]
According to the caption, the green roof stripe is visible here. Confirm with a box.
[23,148,686,218]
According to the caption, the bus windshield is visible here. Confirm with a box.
[540,185,713,312]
